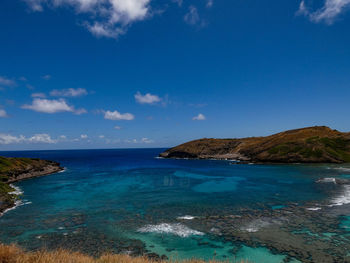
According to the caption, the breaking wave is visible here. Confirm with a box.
[306,207,322,211]
[177,215,196,220]
[329,185,350,207]
[138,223,204,237]
[1,185,32,216]
[317,177,336,184]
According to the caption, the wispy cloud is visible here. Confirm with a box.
[135,92,161,104]
[80,134,88,139]
[24,0,151,39]
[114,125,121,130]
[50,88,88,97]
[184,5,200,25]
[124,137,154,144]
[206,0,213,8]
[0,76,16,87]
[28,133,56,143]
[192,113,206,121]
[0,109,8,118]
[0,134,25,144]
[297,0,350,24]
[31,92,46,98]
[0,133,56,144]
[22,98,87,114]
[173,0,183,7]
[41,74,51,80]
[104,110,135,120]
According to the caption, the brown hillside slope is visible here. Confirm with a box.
[0,244,249,263]
[159,126,350,163]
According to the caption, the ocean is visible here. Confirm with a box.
[0,148,350,263]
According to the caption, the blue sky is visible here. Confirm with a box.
[0,0,350,150]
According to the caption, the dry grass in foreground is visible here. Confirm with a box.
[0,244,249,263]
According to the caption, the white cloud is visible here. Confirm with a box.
[0,134,25,144]
[80,134,88,139]
[28,134,56,143]
[31,92,46,98]
[22,98,86,114]
[114,125,121,130]
[192,113,206,121]
[99,135,105,138]
[296,0,308,16]
[125,137,154,144]
[41,74,51,80]
[184,5,200,25]
[104,110,135,120]
[298,0,350,24]
[141,137,154,143]
[59,135,67,140]
[206,0,213,8]
[0,133,56,144]
[134,92,161,104]
[0,76,16,87]
[173,0,183,7]
[74,108,88,115]
[50,88,88,97]
[24,0,151,39]
[0,109,8,118]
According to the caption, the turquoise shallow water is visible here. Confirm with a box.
[0,149,350,262]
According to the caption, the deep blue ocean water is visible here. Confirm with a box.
[0,149,350,263]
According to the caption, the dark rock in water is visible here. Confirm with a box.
[160,255,169,260]
[185,202,350,263]
[145,252,168,261]
[159,126,350,163]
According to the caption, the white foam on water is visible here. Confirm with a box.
[58,168,67,173]
[138,223,204,237]
[177,215,196,220]
[9,184,24,195]
[329,185,350,207]
[241,218,284,233]
[0,185,31,216]
[334,167,350,172]
[1,199,32,216]
[317,177,336,184]
[306,207,322,211]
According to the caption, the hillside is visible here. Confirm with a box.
[159,126,350,163]
[0,244,249,263]
[0,157,63,214]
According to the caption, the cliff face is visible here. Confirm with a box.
[160,126,350,163]
[0,157,63,214]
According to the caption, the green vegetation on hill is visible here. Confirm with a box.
[0,156,62,214]
[160,126,350,163]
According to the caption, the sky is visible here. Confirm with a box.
[0,0,350,150]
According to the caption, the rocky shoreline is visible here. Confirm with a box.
[160,126,350,164]
[0,157,63,215]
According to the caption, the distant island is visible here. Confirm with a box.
[0,157,63,214]
[160,126,350,163]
